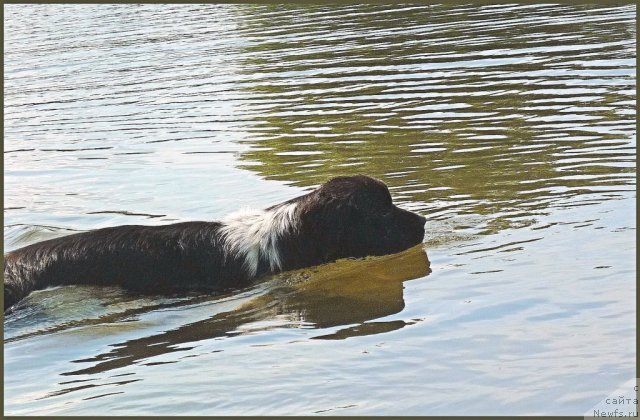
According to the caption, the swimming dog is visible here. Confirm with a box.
[3,175,426,312]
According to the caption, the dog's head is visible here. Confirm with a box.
[293,175,426,264]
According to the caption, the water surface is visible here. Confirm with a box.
[3,4,636,415]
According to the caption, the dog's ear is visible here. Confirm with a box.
[320,175,392,211]
[352,184,393,212]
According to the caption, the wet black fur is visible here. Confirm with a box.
[4,175,426,312]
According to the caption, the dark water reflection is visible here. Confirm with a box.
[53,247,429,377]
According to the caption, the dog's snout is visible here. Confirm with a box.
[416,214,426,238]
[395,207,425,224]
[393,207,426,244]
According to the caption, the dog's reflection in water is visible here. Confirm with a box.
[64,245,430,377]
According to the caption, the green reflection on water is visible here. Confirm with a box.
[233,4,635,232]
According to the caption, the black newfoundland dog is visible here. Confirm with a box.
[4,175,426,312]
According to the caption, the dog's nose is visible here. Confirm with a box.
[418,215,426,235]
[410,212,426,241]
[412,212,426,229]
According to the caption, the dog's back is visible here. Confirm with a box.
[4,222,246,310]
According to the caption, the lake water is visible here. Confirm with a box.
[3,3,636,416]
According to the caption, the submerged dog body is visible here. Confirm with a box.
[4,175,426,312]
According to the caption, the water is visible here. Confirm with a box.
[3,3,636,415]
